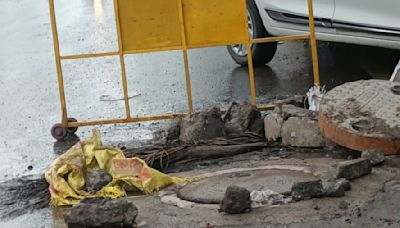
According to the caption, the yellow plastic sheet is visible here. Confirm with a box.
[45,130,186,206]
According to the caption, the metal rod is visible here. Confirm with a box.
[241,0,257,106]
[256,105,275,111]
[113,0,132,119]
[251,35,310,44]
[123,46,182,55]
[60,52,119,60]
[307,0,321,86]
[177,0,194,113]
[48,0,68,125]
[67,113,189,127]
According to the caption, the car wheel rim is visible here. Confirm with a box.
[231,11,254,57]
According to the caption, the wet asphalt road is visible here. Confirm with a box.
[0,0,398,225]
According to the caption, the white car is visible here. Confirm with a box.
[228,0,400,66]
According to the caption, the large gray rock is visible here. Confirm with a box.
[362,149,385,166]
[291,180,324,201]
[64,198,138,228]
[336,158,372,180]
[85,170,113,192]
[219,185,251,214]
[223,102,261,135]
[179,107,225,144]
[264,113,284,141]
[281,117,325,147]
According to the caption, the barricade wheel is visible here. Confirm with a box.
[51,123,68,140]
[67,118,78,134]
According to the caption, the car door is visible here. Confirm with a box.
[333,0,400,34]
[255,0,335,30]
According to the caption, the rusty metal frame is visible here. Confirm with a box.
[48,0,320,129]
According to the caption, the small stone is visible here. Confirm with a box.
[324,180,346,197]
[339,200,349,210]
[336,158,372,180]
[27,165,33,170]
[313,204,320,210]
[223,102,261,135]
[85,170,113,192]
[281,117,325,147]
[291,180,324,201]
[219,185,251,214]
[361,149,385,166]
[264,113,284,141]
[336,178,351,191]
[64,198,138,227]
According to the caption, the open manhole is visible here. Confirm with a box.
[177,169,317,204]
[319,80,400,155]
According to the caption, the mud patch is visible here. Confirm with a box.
[0,176,50,219]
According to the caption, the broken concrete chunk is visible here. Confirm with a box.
[274,95,305,108]
[264,113,284,141]
[219,185,251,214]
[336,158,372,180]
[336,178,351,191]
[179,107,225,144]
[361,149,385,166]
[281,117,325,147]
[64,198,138,228]
[291,180,324,201]
[249,118,265,135]
[324,179,351,197]
[85,170,113,192]
[223,102,261,135]
[280,105,317,120]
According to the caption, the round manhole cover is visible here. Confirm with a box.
[319,80,400,155]
[177,169,317,204]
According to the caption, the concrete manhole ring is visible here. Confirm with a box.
[319,79,400,155]
[177,168,317,204]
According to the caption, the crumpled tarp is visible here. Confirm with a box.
[45,130,186,206]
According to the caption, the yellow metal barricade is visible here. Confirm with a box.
[49,0,321,140]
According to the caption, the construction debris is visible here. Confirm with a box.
[223,101,261,135]
[324,179,351,197]
[263,103,325,147]
[291,180,324,201]
[179,107,226,144]
[124,133,266,170]
[219,185,251,214]
[281,117,325,147]
[335,158,372,180]
[250,190,291,208]
[362,149,385,166]
[64,198,138,228]
[85,170,113,192]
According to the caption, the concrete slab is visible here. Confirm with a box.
[319,80,400,155]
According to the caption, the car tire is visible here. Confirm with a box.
[227,0,277,67]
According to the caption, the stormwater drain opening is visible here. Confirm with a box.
[177,169,317,204]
